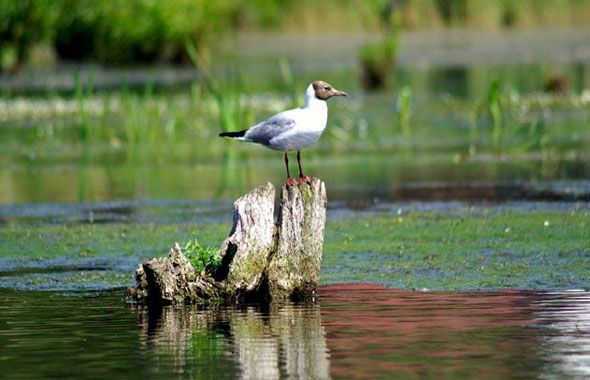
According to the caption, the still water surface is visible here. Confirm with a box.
[1,284,589,379]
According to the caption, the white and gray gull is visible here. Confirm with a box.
[219,80,347,185]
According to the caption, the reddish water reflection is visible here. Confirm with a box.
[319,284,545,379]
[2,286,589,379]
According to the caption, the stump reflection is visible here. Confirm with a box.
[134,303,329,379]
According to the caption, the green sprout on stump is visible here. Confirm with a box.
[183,238,221,274]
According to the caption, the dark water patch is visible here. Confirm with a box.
[0,265,110,276]
[0,256,144,291]
[1,183,589,227]
[328,199,590,222]
[1,285,589,379]
[0,255,144,273]
[0,270,131,291]
[393,180,590,202]
[329,179,590,208]
[0,198,233,225]
[0,64,198,95]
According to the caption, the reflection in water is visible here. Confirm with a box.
[1,287,590,378]
[320,285,590,379]
[131,285,590,379]
[535,291,590,378]
[134,303,329,379]
[320,284,543,379]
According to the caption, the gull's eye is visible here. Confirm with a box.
[324,86,331,91]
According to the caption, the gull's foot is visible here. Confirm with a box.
[299,175,312,185]
[286,177,298,187]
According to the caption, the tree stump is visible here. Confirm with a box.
[268,180,326,300]
[127,178,327,305]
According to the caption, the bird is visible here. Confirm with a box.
[219,80,347,186]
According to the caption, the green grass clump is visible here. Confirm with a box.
[359,36,398,91]
[183,238,221,273]
[473,79,556,155]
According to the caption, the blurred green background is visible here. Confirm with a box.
[1,0,589,206]
[3,0,590,69]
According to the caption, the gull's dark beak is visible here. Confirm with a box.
[331,89,348,97]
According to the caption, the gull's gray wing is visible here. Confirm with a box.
[244,112,297,145]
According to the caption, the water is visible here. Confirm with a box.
[0,285,589,379]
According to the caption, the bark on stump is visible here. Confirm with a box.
[127,178,327,304]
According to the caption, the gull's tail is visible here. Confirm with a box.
[219,130,247,139]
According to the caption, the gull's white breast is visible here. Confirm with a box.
[267,102,328,151]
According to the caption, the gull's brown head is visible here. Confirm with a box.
[312,80,348,100]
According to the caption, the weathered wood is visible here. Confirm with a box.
[127,178,327,305]
[129,243,217,304]
[268,179,327,300]
[216,182,276,293]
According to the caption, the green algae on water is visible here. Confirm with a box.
[1,207,588,291]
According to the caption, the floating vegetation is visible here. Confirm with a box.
[1,205,588,291]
